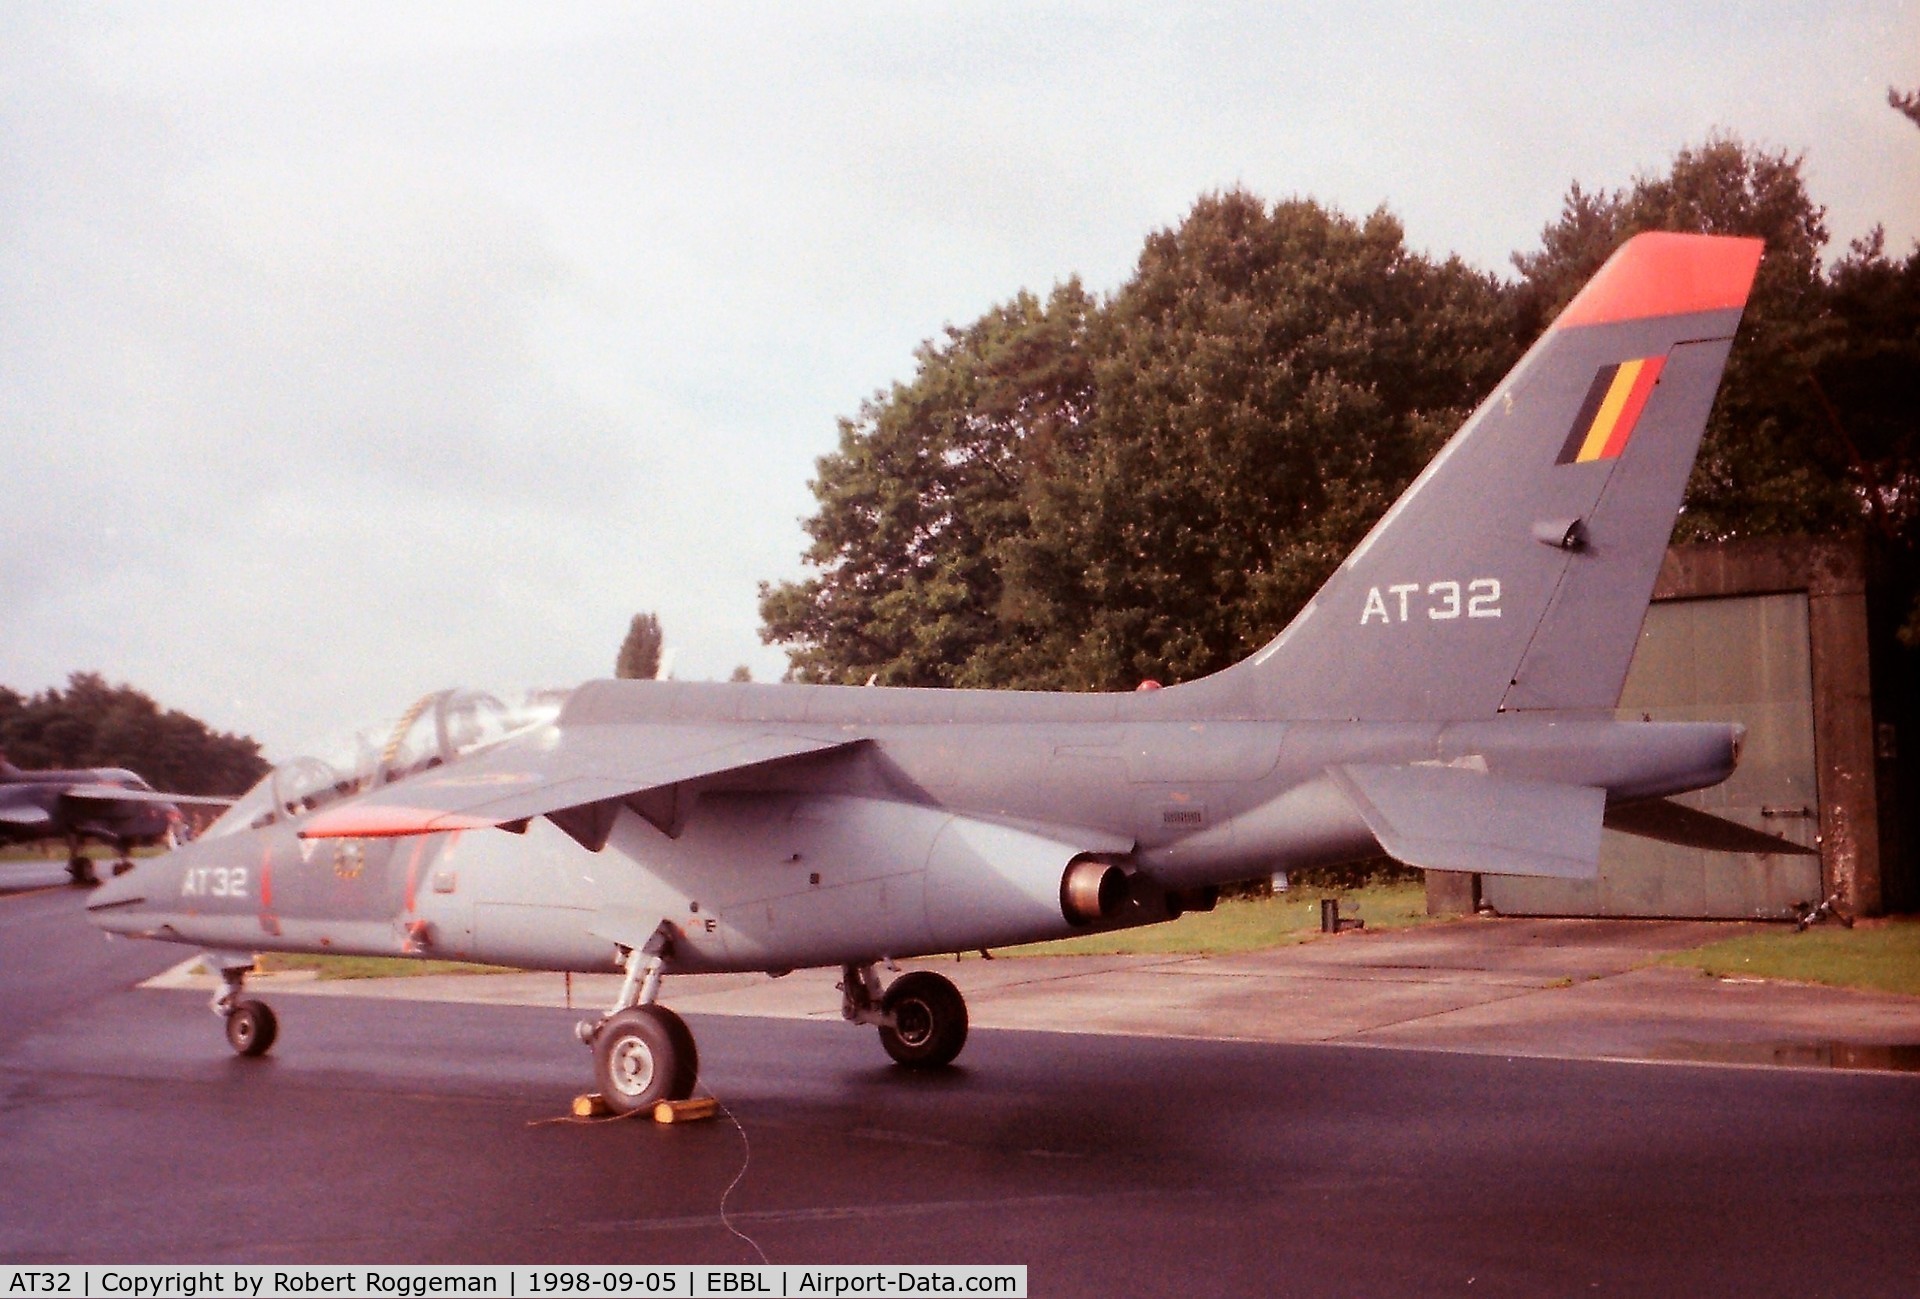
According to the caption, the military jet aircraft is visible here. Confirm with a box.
[1,755,234,885]
[90,232,1806,1111]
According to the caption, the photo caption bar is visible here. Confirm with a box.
[0,1267,1026,1299]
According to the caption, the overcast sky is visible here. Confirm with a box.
[4,1,1916,761]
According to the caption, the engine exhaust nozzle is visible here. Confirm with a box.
[1061,858,1129,925]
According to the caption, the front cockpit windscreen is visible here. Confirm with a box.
[203,687,568,839]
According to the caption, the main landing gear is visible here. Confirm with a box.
[840,962,969,1068]
[195,930,969,1098]
[575,926,700,1115]
[207,954,278,1057]
[65,837,136,887]
[571,932,972,1114]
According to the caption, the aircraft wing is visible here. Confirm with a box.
[0,804,53,829]
[1328,763,1605,880]
[59,785,235,808]
[299,725,867,845]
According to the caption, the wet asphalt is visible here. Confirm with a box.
[3,862,1918,1296]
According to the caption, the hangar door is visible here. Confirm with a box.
[1483,593,1824,920]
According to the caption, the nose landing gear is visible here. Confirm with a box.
[208,953,278,1058]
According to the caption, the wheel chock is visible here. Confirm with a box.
[652,1096,719,1124]
[572,1093,613,1118]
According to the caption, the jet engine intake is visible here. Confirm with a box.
[1060,857,1130,925]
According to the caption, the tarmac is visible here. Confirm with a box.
[144,913,1920,1073]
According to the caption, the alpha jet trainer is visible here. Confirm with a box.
[1,754,233,885]
[90,232,1811,1110]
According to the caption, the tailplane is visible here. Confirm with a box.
[1185,232,1764,721]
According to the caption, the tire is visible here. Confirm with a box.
[650,1005,700,1096]
[879,971,968,1068]
[593,1006,698,1114]
[225,1000,278,1057]
[67,857,96,888]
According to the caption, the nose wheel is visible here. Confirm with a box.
[224,999,279,1057]
[207,953,278,1058]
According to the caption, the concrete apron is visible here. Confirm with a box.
[140,916,1920,1074]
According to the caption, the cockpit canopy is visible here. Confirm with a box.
[206,687,567,838]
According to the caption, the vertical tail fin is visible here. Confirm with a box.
[1188,232,1764,721]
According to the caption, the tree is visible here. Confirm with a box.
[759,282,1097,685]
[728,665,753,683]
[614,612,663,680]
[0,673,267,795]
[767,142,1919,685]
[762,190,1515,689]
[995,194,1515,689]
[1891,86,1920,131]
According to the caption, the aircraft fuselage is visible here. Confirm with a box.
[92,679,1739,975]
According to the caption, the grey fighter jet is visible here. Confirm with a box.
[1,755,233,885]
[90,232,1809,1110]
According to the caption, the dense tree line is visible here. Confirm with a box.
[761,128,1919,684]
[0,673,268,795]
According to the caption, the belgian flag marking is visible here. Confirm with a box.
[1555,354,1666,465]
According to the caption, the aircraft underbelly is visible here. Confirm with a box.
[584,795,942,973]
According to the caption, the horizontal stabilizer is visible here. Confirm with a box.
[300,726,866,840]
[1603,797,1817,856]
[1328,763,1605,880]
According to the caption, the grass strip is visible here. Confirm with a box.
[1657,919,1920,999]
[255,953,515,980]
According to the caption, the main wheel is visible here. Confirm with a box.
[592,1005,698,1114]
[67,856,96,887]
[879,971,968,1068]
[225,999,278,1057]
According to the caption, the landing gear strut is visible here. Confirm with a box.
[66,835,97,887]
[66,836,136,887]
[576,924,698,1114]
[841,963,969,1069]
[208,953,277,1058]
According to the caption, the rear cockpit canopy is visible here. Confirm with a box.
[205,688,565,838]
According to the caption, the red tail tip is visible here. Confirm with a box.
[1554,232,1765,330]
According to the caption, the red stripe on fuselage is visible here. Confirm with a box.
[299,805,499,839]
